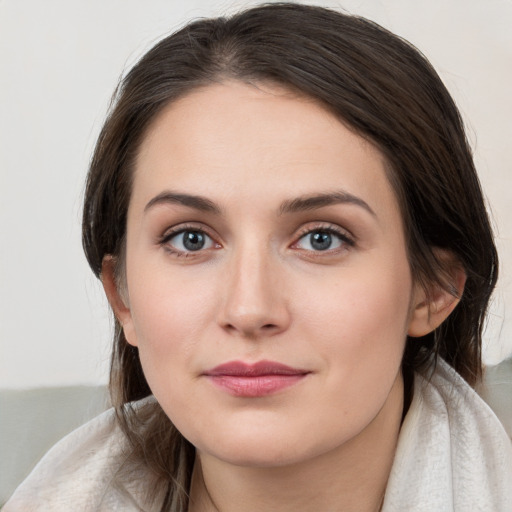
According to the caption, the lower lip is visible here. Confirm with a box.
[206,374,307,397]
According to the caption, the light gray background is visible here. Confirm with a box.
[1,0,512,389]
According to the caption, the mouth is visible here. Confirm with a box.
[203,360,310,397]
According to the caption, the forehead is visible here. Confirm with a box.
[131,81,399,223]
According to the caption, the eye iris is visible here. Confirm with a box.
[183,231,205,251]
[310,231,332,251]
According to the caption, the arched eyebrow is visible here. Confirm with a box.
[278,191,376,216]
[144,192,221,214]
[144,190,375,217]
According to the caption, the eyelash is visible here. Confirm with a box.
[158,224,219,258]
[293,223,355,254]
[158,223,355,258]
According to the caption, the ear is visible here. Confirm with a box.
[407,252,466,337]
[101,255,138,347]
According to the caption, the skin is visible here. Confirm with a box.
[103,81,461,512]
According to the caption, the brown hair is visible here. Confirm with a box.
[82,3,498,509]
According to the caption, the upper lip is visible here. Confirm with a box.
[204,360,309,377]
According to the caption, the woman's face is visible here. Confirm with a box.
[118,81,421,467]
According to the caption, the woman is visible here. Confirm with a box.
[5,3,511,511]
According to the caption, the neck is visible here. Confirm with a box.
[188,374,403,512]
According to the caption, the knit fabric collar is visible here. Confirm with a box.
[382,358,512,511]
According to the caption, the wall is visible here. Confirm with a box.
[1,0,512,389]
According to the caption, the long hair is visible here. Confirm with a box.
[82,4,498,509]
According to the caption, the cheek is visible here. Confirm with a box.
[288,266,411,439]
[297,258,412,388]
[125,262,219,384]
[126,269,219,433]
[128,258,215,333]
[301,262,412,341]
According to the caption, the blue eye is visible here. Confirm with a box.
[296,229,348,251]
[166,230,215,252]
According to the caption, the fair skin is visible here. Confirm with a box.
[102,81,461,512]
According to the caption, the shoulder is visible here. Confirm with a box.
[3,400,161,512]
[383,359,512,512]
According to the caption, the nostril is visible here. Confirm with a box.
[222,321,278,335]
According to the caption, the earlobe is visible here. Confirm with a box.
[407,255,466,338]
[101,256,138,347]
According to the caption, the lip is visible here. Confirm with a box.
[203,360,310,397]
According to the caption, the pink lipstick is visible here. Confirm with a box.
[203,360,309,397]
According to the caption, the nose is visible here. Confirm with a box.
[217,243,291,338]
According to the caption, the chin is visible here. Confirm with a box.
[192,423,340,469]
[209,443,305,468]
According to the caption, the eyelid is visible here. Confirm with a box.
[158,223,221,255]
[291,222,355,251]
[157,221,354,257]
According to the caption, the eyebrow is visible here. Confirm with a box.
[144,192,221,214]
[144,189,375,217]
[278,191,376,216]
